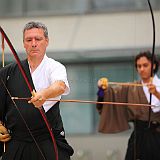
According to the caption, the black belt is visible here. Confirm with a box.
[134,120,160,130]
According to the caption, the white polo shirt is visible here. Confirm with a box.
[29,54,70,112]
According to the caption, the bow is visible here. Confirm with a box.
[0,26,58,160]
[147,0,156,126]
[1,35,4,67]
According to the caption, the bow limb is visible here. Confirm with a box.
[0,26,58,160]
[147,0,156,125]
[0,28,46,160]
[0,26,32,92]
[1,35,5,67]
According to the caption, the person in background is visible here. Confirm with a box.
[0,21,74,160]
[96,51,160,160]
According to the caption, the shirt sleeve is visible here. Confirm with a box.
[97,86,130,133]
[50,62,70,95]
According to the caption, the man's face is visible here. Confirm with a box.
[136,56,154,82]
[23,28,49,59]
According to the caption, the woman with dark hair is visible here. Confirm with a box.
[96,51,160,160]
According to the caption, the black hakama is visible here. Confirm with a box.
[0,60,73,160]
[125,120,160,160]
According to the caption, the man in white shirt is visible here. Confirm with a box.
[0,21,73,160]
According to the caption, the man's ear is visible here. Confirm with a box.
[46,38,49,46]
[153,64,156,70]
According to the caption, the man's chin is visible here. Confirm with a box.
[141,77,150,82]
[31,51,39,54]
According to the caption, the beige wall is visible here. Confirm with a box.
[1,11,160,54]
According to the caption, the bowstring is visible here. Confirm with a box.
[1,31,5,153]
[1,35,4,67]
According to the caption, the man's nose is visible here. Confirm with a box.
[31,39,37,47]
[140,66,144,71]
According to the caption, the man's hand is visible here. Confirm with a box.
[0,124,11,142]
[97,77,108,90]
[28,90,46,109]
[147,83,160,99]
[147,83,157,94]
[28,81,66,109]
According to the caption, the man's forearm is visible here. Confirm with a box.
[42,80,66,99]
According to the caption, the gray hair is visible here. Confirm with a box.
[23,21,48,38]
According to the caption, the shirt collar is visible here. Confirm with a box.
[28,54,47,73]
